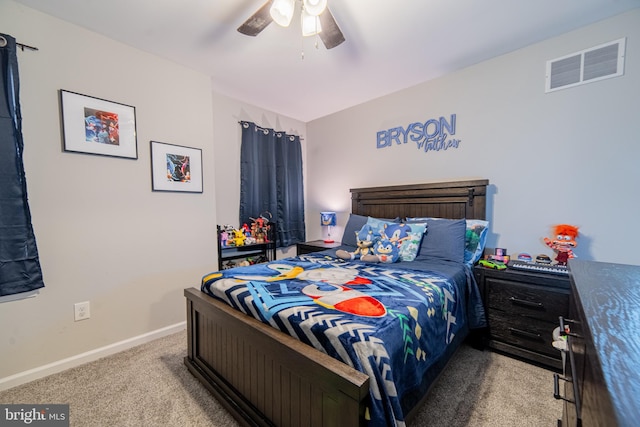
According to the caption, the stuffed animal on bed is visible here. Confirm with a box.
[361,239,400,263]
[336,224,379,261]
[543,224,579,265]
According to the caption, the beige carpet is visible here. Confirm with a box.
[410,342,562,426]
[0,332,561,426]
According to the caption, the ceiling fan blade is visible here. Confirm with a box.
[238,1,274,36]
[318,7,345,49]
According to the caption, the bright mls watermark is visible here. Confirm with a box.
[1,405,69,426]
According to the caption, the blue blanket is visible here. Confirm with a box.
[201,254,484,426]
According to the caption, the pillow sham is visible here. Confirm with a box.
[407,217,489,264]
[407,217,466,263]
[341,214,368,247]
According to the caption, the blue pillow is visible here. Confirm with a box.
[341,214,368,247]
[408,217,489,265]
[409,218,466,263]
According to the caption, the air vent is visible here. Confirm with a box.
[545,38,625,93]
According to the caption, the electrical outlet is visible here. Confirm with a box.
[74,301,90,321]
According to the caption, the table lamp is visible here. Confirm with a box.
[320,211,337,243]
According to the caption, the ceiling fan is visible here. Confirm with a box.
[238,0,345,49]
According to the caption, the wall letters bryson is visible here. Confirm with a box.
[376,114,461,153]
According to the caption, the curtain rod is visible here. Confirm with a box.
[0,35,39,51]
[17,42,38,51]
[238,121,304,140]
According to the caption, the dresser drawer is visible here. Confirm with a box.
[486,278,569,323]
[488,310,559,357]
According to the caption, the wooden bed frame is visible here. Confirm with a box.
[185,179,489,427]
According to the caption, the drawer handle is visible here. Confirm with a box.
[509,296,544,309]
[553,373,575,404]
[508,327,542,341]
[559,316,583,339]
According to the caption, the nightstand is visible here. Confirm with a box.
[296,240,342,255]
[474,265,570,370]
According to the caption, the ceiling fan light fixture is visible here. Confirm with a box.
[270,0,295,27]
[301,9,322,36]
[303,0,327,16]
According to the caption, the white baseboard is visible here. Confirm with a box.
[0,321,186,392]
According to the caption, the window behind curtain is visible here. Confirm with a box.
[239,121,305,248]
[0,33,44,297]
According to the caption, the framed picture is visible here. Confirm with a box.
[150,141,203,193]
[59,90,138,159]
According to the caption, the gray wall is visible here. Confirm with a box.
[305,9,640,265]
[1,1,216,382]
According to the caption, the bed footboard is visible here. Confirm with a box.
[184,288,370,427]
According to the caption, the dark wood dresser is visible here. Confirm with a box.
[558,259,640,427]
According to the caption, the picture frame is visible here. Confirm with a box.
[150,141,203,193]
[59,89,138,159]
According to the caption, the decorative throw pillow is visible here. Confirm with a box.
[464,219,490,265]
[366,218,427,262]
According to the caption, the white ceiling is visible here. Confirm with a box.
[13,0,640,122]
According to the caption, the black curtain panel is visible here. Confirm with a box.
[0,33,44,297]
[239,121,305,248]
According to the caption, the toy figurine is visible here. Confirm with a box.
[232,229,246,246]
[543,224,579,265]
[249,212,272,243]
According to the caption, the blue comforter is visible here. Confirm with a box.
[201,253,485,427]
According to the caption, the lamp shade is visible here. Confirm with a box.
[303,0,328,16]
[320,211,336,243]
[301,9,322,36]
[320,212,336,226]
[270,0,295,27]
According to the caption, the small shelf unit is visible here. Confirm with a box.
[217,225,276,271]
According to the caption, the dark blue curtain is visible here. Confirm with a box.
[239,121,305,248]
[0,34,44,297]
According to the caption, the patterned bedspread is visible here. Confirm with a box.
[201,253,483,427]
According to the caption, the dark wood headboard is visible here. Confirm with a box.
[351,179,489,220]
